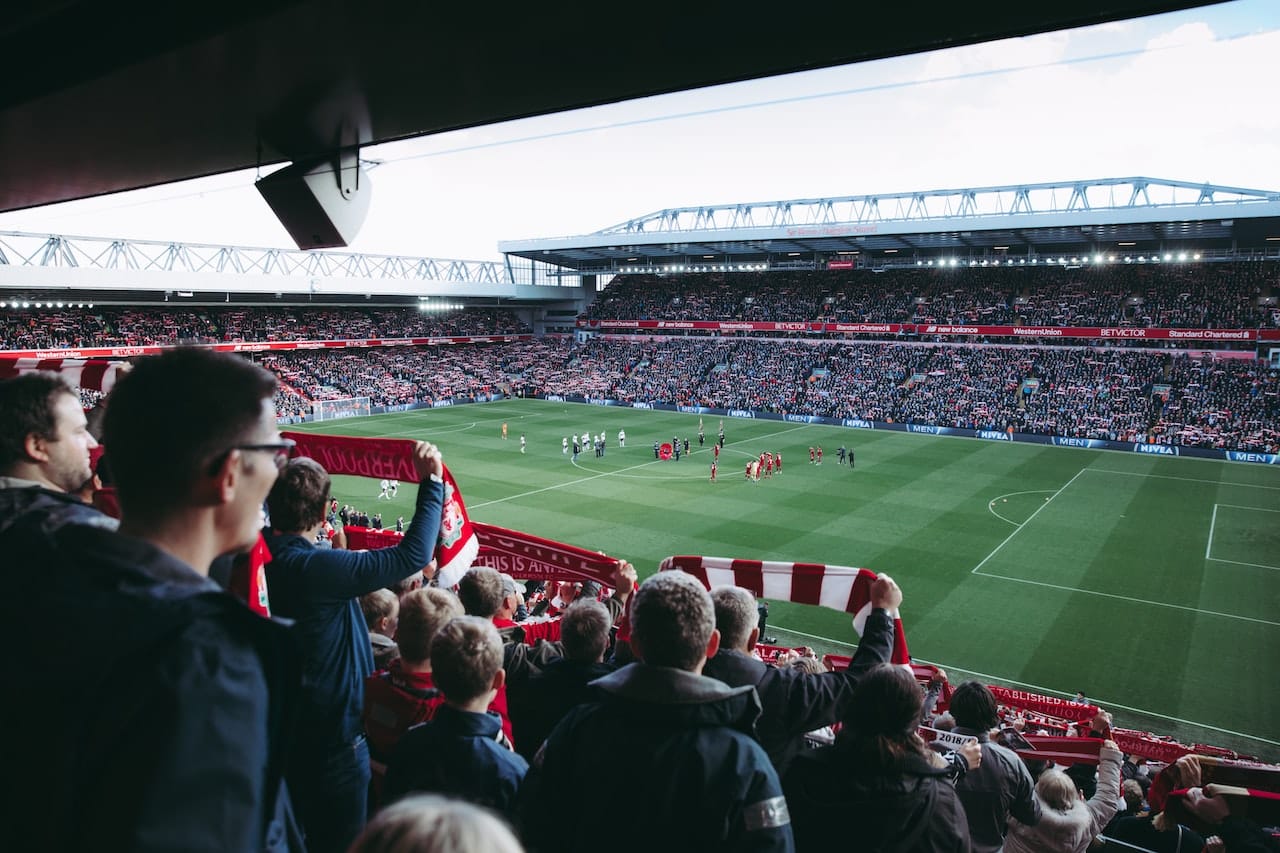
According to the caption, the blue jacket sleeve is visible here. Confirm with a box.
[304,477,444,600]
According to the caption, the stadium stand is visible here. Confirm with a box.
[581,264,1280,329]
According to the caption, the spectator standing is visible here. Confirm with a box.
[0,371,111,536]
[519,570,793,853]
[1,348,304,852]
[383,617,528,814]
[702,580,898,775]
[783,663,971,853]
[264,445,445,853]
[507,598,617,762]
[1002,740,1122,853]
[361,588,400,671]
[947,680,1041,852]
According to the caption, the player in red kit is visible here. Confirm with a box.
[713,443,720,461]
[775,451,782,472]
[710,459,717,482]
[809,446,815,464]
[764,452,774,478]
[816,445,823,465]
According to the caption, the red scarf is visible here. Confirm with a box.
[660,555,910,664]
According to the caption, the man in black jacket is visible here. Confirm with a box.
[507,598,616,762]
[702,578,900,775]
[1,348,304,852]
[0,371,112,538]
[519,570,793,852]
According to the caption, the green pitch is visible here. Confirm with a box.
[290,399,1280,761]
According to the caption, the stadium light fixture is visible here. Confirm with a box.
[1137,255,1146,262]
[1163,253,1172,261]
[1193,253,1201,260]
[22,301,30,308]
[56,301,64,308]
[1094,255,1103,264]
[1177,252,1187,261]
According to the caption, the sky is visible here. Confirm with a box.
[0,0,1277,262]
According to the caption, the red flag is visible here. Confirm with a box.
[660,555,910,664]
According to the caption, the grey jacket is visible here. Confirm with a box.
[952,727,1040,852]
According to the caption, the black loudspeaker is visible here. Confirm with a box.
[256,157,371,249]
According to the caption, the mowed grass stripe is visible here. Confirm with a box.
[287,399,1278,758]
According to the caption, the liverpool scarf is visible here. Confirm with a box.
[659,555,910,664]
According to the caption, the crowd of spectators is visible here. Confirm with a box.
[252,337,1278,452]
[0,306,530,350]
[582,263,1280,329]
[5,351,1279,853]
[259,340,573,411]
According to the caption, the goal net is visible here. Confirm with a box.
[312,396,372,421]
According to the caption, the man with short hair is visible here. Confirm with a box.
[457,567,563,696]
[383,617,528,814]
[0,371,110,536]
[520,571,793,852]
[1,348,303,852]
[507,598,616,761]
[265,446,445,853]
[703,580,899,775]
[949,680,1041,852]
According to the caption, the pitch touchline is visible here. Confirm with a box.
[471,424,814,508]
[970,467,1090,574]
[768,623,1280,747]
[971,571,1280,627]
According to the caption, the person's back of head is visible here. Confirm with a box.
[560,599,611,663]
[430,616,504,707]
[103,348,279,530]
[266,457,329,535]
[347,794,523,853]
[630,571,717,672]
[361,588,399,634]
[0,371,96,491]
[397,588,464,667]
[457,567,504,618]
[1036,768,1080,812]
[947,680,1000,732]
[709,585,759,652]
[842,663,928,771]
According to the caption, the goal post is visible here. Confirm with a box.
[312,396,372,422]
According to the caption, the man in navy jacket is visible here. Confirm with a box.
[265,445,444,853]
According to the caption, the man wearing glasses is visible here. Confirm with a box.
[2,347,306,852]
[264,440,444,853]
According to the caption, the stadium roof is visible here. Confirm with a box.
[498,177,1280,272]
[0,1,1224,215]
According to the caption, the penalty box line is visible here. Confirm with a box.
[970,469,1280,626]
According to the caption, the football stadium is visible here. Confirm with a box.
[2,2,1278,851]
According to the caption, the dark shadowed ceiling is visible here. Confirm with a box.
[0,1,1225,214]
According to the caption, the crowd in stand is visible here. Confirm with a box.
[582,263,1280,328]
[0,306,529,350]
[4,351,1279,853]
[249,337,1280,453]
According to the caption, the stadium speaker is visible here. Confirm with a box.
[256,155,371,250]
